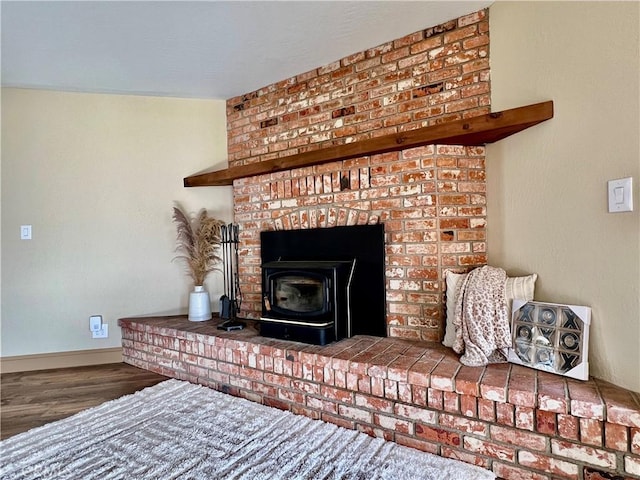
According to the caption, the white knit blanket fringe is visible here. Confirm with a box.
[452,265,511,366]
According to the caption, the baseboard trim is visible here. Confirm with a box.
[0,347,123,373]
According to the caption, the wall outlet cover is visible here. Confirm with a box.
[92,324,108,339]
[89,315,102,332]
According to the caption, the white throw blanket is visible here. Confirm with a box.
[452,266,511,366]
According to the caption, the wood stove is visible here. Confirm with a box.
[259,224,386,345]
[261,260,355,345]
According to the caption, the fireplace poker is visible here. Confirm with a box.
[218,223,245,331]
[233,224,242,318]
[227,223,234,314]
[220,224,228,297]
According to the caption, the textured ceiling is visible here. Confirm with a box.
[1,1,492,100]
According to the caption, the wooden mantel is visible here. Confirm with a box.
[184,100,553,187]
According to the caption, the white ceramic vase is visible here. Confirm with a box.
[188,285,212,321]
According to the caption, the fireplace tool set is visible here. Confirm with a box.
[218,223,245,331]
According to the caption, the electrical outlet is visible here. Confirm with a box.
[92,324,108,339]
[89,315,102,332]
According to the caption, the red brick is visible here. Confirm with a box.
[441,446,490,469]
[290,404,322,420]
[596,379,640,428]
[395,433,439,454]
[580,418,604,447]
[460,394,477,418]
[551,439,617,470]
[230,376,252,390]
[291,379,320,396]
[454,365,484,396]
[567,380,604,420]
[186,364,208,378]
[536,409,557,435]
[508,365,537,407]
[518,450,579,479]
[354,394,393,413]
[384,379,398,400]
[371,377,385,397]
[515,406,535,431]
[626,455,640,476]
[278,388,304,405]
[583,466,633,480]
[431,356,461,392]
[632,428,640,454]
[407,358,437,387]
[411,384,428,406]
[443,391,460,413]
[415,424,461,446]
[252,382,277,397]
[440,414,488,436]
[373,413,412,434]
[480,363,510,403]
[558,413,580,441]
[320,385,353,404]
[398,382,412,403]
[239,366,264,382]
[321,413,355,430]
[322,366,335,386]
[207,370,230,385]
[307,396,338,415]
[605,422,629,451]
[356,423,392,440]
[463,436,515,462]
[388,354,420,382]
[496,402,515,426]
[394,403,437,424]
[338,405,373,423]
[264,372,291,388]
[358,375,372,394]
[346,372,360,391]
[478,398,496,422]
[490,425,547,451]
[263,396,291,412]
[493,462,550,480]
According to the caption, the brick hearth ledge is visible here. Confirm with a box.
[119,316,640,480]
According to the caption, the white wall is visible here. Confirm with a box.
[488,2,640,391]
[1,88,232,356]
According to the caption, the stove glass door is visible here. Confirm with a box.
[273,275,325,313]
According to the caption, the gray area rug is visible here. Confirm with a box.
[0,379,495,479]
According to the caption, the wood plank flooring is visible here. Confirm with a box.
[1,363,168,440]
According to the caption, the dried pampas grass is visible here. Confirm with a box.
[172,205,225,286]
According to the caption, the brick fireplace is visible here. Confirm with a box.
[123,7,640,480]
[227,10,490,342]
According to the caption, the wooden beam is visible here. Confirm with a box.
[184,100,553,187]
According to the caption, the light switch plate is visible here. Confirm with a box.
[20,225,32,240]
[608,177,633,213]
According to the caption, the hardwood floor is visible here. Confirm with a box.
[1,363,168,440]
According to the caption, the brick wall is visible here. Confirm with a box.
[226,10,490,341]
[120,316,640,480]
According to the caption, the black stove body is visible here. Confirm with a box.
[260,224,386,345]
